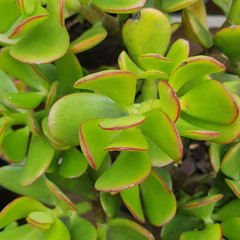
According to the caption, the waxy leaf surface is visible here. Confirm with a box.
[160,0,197,12]
[221,217,240,240]
[225,178,240,198]
[27,211,53,230]
[0,69,18,98]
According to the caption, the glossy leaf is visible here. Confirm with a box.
[221,217,240,240]
[69,24,107,53]
[21,135,55,186]
[0,69,18,98]
[105,128,149,151]
[160,0,197,12]
[158,80,180,122]
[122,8,171,61]
[95,151,151,192]
[106,218,154,240]
[91,0,146,13]
[0,197,47,229]
[26,211,53,230]
[225,178,240,198]
[18,0,39,15]
[212,0,232,15]
[10,16,69,64]
[74,70,136,106]
[120,185,145,222]
[45,81,58,109]
[59,147,87,178]
[139,110,183,162]
[0,165,56,205]
[3,127,30,163]
[140,70,168,80]
[169,56,225,92]
[213,25,240,64]
[228,0,240,24]
[48,93,127,146]
[80,118,121,170]
[3,92,45,109]
[47,0,65,26]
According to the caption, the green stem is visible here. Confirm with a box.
[141,79,158,100]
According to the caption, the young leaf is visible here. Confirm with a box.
[221,217,240,240]
[140,170,176,226]
[120,185,145,222]
[74,70,136,106]
[160,0,197,12]
[95,151,151,192]
[20,135,55,186]
[140,70,169,81]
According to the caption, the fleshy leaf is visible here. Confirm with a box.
[10,16,69,64]
[221,217,240,240]
[45,81,58,109]
[91,0,146,13]
[160,0,197,12]
[213,25,240,64]
[139,110,183,162]
[140,70,169,80]
[169,56,225,92]
[47,0,65,26]
[58,147,88,178]
[95,151,151,192]
[3,127,30,163]
[74,70,136,106]
[80,118,121,170]
[120,185,145,222]
[106,218,154,240]
[69,24,107,53]
[0,197,47,229]
[225,178,240,198]
[3,92,45,109]
[20,135,55,186]
[0,69,18,98]
[122,8,171,61]
[212,0,232,15]
[26,211,53,230]
[48,93,127,146]
[140,170,176,226]
[158,80,180,122]
[104,128,149,151]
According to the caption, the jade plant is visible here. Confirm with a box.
[0,0,240,239]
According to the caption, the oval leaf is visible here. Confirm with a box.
[160,0,197,12]
[26,211,53,230]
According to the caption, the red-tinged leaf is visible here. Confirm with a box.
[10,16,69,64]
[45,81,58,109]
[122,8,171,61]
[221,142,240,180]
[140,170,176,226]
[139,110,183,162]
[180,223,222,240]
[183,194,223,222]
[58,147,88,178]
[118,51,144,79]
[158,80,180,122]
[95,151,151,192]
[107,218,154,240]
[47,0,65,26]
[221,217,240,240]
[225,178,240,198]
[0,197,47,229]
[19,0,39,15]
[26,211,53,230]
[105,128,149,151]
[120,185,145,222]
[48,93,127,146]
[46,180,77,211]
[91,0,146,13]
[160,0,197,12]
[3,92,45,109]
[80,118,121,170]
[169,56,225,92]
[74,70,136,106]
[69,24,107,53]
[3,127,30,163]
[181,130,220,141]
[20,135,55,186]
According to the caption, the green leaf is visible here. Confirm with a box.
[26,211,53,230]
[91,0,146,13]
[213,25,240,64]
[69,24,107,53]
[95,151,151,192]
[158,80,180,122]
[106,218,154,240]
[104,128,149,151]
[0,196,47,229]
[100,192,121,218]
[47,0,65,26]
[19,0,39,15]
[160,0,197,12]
[0,165,56,205]
[120,185,145,222]
[140,70,168,80]
[228,0,240,24]
[212,0,232,15]
[59,147,88,178]
[3,127,30,163]
[70,216,97,240]
[20,135,55,186]
[74,70,136,106]
[122,8,171,61]
[48,93,127,146]
[183,194,223,222]
[225,178,240,198]
[139,110,183,162]
[45,81,58,109]
[169,56,225,92]
[221,217,240,240]
[140,170,176,226]
[3,92,45,109]
[80,118,121,170]
[0,69,18,98]
[10,16,69,64]
[221,142,240,180]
